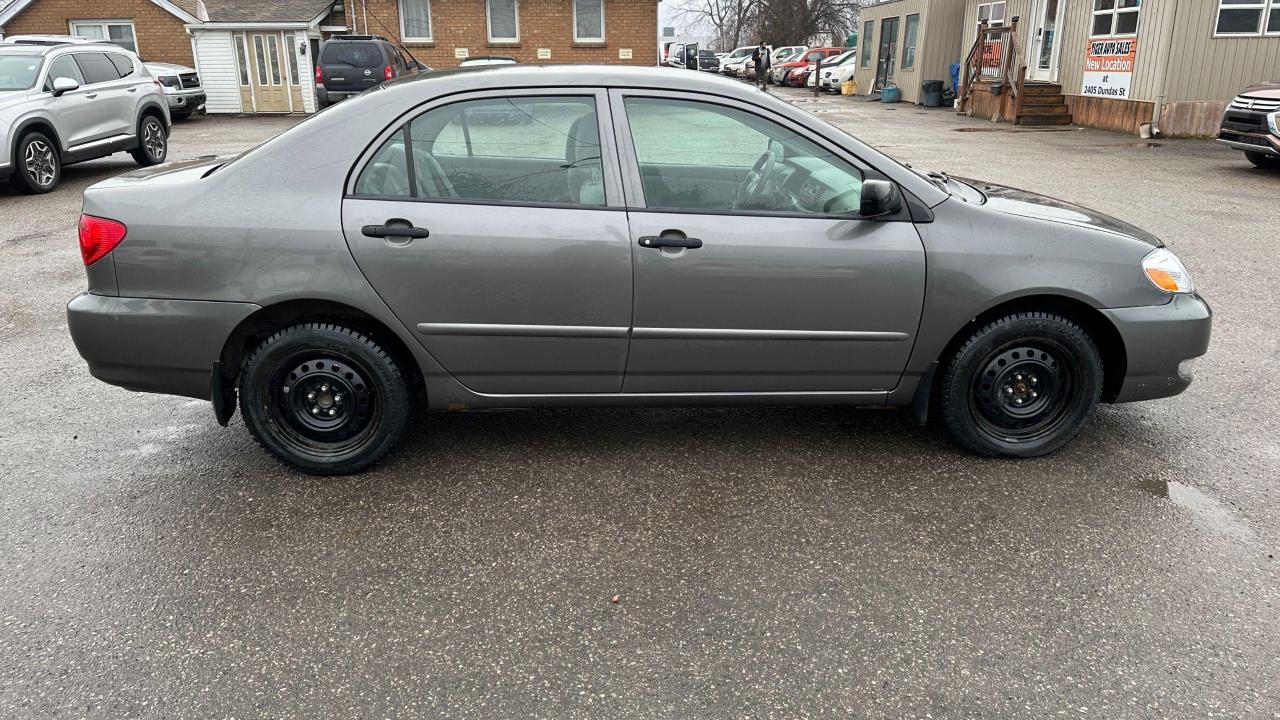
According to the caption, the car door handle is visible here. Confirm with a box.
[127,87,138,92]
[639,232,702,250]
[85,93,98,99]
[362,219,430,240]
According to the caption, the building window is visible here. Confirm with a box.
[1091,0,1140,37]
[976,2,1007,27]
[574,0,605,42]
[234,35,250,85]
[69,20,137,53]
[1215,0,1280,35]
[487,0,519,42]
[902,14,919,70]
[400,0,432,41]
[860,20,874,67]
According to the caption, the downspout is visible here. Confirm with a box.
[1150,0,1182,136]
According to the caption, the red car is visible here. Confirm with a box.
[778,47,846,87]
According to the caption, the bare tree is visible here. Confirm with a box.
[756,0,877,46]
[673,0,759,49]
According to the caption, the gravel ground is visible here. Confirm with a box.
[0,97,1277,719]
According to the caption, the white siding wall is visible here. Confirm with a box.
[192,30,242,114]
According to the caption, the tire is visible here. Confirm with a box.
[130,114,168,166]
[11,131,60,194]
[1246,152,1280,170]
[939,311,1103,458]
[238,323,411,475]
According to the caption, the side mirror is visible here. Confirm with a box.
[51,76,79,96]
[860,179,903,218]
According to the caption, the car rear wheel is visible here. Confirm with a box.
[939,311,1103,458]
[130,115,168,166]
[12,131,60,194]
[239,323,411,475]
[1246,152,1279,170]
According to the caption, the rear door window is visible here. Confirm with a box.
[322,42,381,67]
[74,53,122,85]
[353,95,606,207]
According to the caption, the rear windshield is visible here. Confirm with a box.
[0,55,43,91]
[321,42,383,67]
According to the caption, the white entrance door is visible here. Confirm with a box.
[1027,0,1065,82]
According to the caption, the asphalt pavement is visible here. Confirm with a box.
[1,97,1277,719]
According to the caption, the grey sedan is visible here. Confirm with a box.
[67,66,1211,474]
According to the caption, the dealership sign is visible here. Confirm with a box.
[1082,37,1138,98]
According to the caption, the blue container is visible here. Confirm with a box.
[949,62,961,95]
[881,85,901,103]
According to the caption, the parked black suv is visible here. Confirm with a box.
[315,35,425,107]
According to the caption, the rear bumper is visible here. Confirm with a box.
[67,293,260,400]
[1101,293,1212,403]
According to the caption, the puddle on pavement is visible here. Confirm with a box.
[1141,479,1257,544]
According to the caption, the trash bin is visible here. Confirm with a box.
[922,80,945,107]
[949,62,961,95]
[881,85,901,103]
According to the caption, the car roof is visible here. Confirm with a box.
[0,42,135,57]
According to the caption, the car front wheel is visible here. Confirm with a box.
[130,115,168,166]
[939,311,1103,458]
[239,323,411,474]
[12,131,60,193]
[1246,152,1279,169]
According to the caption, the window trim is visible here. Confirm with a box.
[572,0,606,43]
[68,19,138,54]
[486,0,520,43]
[609,89,895,220]
[1089,1,1141,38]
[1212,0,1280,37]
[399,0,433,42]
[347,88,622,209]
[901,13,920,71]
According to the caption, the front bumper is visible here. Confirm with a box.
[67,293,260,401]
[165,91,206,113]
[1100,293,1212,403]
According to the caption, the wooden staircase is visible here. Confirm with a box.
[1017,82,1072,126]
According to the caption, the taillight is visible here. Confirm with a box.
[315,64,323,85]
[384,64,393,81]
[79,214,127,266]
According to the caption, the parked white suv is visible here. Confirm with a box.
[145,62,205,119]
[0,42,170,193]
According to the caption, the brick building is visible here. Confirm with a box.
[344,0,657,68]
[0,0,200,65]
[0,0,659,115]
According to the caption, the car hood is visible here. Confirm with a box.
[0,89,36,111]
[961,178,1163,247]
[145,61,195,75]
[1240,80,1280,98]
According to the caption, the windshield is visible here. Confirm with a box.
[729,47,754,58]
[0,55,43,91]
[829,50,856,66]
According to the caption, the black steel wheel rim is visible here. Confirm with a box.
[968,340,1081,443]
[264,350,381,458]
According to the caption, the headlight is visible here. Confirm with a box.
[157,76,179,88]
[1269,111,1279,136]
[1142,247,1195,294]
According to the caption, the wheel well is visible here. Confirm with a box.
[138,106,167,134]
[219,300,423,396]
[930,295,1127,405]
[12,120,62,160]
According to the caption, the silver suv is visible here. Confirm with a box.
[0,42,170,193]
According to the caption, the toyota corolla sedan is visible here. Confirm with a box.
[67,66,1211,475]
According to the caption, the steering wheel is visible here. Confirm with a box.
[733,143,780,210]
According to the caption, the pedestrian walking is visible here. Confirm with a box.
[752,41,771,90]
